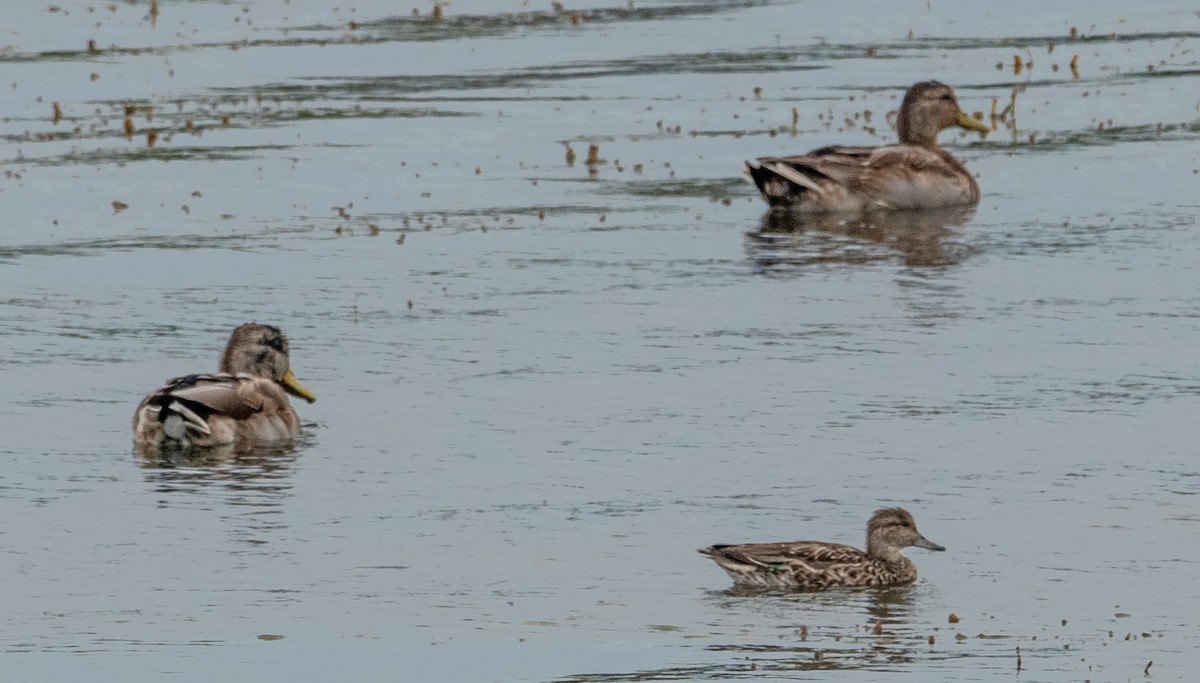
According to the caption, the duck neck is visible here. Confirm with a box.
[895,112,940,149]
[867,543,917,583]
[866,540,907,566]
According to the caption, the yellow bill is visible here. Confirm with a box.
[956,109,991,135]
[281,368,317,403]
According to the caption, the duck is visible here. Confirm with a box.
[699,507,944,590]
[744,81,990,212]
[132,323,317,453]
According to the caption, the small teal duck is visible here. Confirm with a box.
[744,81,989,212]
[699,507,944,590]
[132,323,316,453]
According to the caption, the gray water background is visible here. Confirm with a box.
[2,1,1199,681]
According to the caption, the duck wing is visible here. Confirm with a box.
[747,146,874,202]
[136,374,264,437]
[747,144,977,211]
[701,541,867,571]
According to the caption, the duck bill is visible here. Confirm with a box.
[955,110,990,135]
[281,368,317,404]
[913,534,945,552]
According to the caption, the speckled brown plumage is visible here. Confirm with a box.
[744,81,990,212]
[699,508,944,590]
[132,324,316,454]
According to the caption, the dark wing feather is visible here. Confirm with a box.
[147,374,263,421]
[756,146,876,188]
[761,145,951,189]
[706,541,867,569]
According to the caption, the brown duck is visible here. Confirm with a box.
[132,323,316,452]
[744,81,989,212]
[699,507,944,589]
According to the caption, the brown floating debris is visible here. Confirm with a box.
[112,200,128,214]
[1070,54,1080,79]
[585,144,600,165]
[564,144,576,166]
[1016,646,1022,672]
[798,625,809,641]
[87,39,98,54]
[1144,661,1153,675]
[123,117,134,137]
[1013,54,1023,75]
[52,102,62,124]
[146,128,157,147]
[948,613,960,624]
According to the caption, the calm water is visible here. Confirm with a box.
[2,1,1199,681]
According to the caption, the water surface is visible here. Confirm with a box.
[2,1,1199,681]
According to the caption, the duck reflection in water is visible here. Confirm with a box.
[701,586,932,673]
[137,442,304,548]
[136,437,304,469]
[747,205,977,269]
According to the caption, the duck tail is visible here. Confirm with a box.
[145,374,220,441]
[744,160,820,207]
